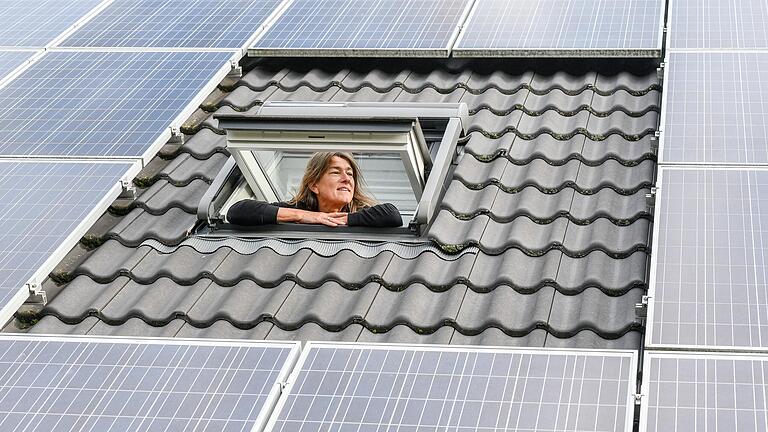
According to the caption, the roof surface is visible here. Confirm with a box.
[9,57,659,350]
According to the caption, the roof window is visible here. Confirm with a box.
[197,102,467,239]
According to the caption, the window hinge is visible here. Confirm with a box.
[635,295,651,319]
[26,281,47,305]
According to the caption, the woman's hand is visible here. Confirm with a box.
[277,208,348,227]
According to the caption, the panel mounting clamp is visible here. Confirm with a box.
[228,60,242,79]
[25,281,47,305]
[650,130,660,154]
[119,178,136,200]
[635,295,651,319]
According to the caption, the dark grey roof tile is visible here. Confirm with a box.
[450,328,547,347]
[507,135,586,163]
[460,88,528,113]
[548,287,644,335]
[296,250,393,288]
[479,217,569,254]
[213,248,313,286]
[395,87,465,103]
[238,62,290,88]
[179,128,227,159]
[531,72,596,93]
[468,250,561,291]
[266,323,362,342]
[186,280,294,324]
[331,87,402,102]
[218,85,276,109]
[100,278,210,323]
[524,89,593,113]
[575,159,655,193]
[499,159,581,192]
[464,70,533,92]
[585,111,658,138]
[561,218,650,257]
[29,316,100,335]
[468,110,524,134]
[452,155,508,186]
[365,284,466,329]
[274,282,379,328]
[340,68,409,89]
[591,89,660,114]
[455,286,554,333]
[402,68,472,91]
[266,85,339,102]
[515,111,590,137]
[569,189,650,224]
[381,251,476,289]
[129,244,230,283]
[107,207,196,246]
[441,181,498,217]
[544,330,642,349]
[555,251,649,294]
[595,72,660,92]
[358,325,454,344]
[131,179,209,214]
[43,276,130,319]
[488,188,576,222]
[176,320,272,339]
[158,152,229,185]
[463,133,515,158]
[280,66,350,88]
[427,212,488,248]
[89,318,184,337]
[580,135,655,163]
[73,241,151,281]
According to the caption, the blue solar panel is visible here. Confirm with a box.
[669,0,768,49]
[60,0,284,49]
[0,161,136,325]
[267,343,637,432]
[0,50,231,159]
[662,52,768,165]
[0,335,299,432]
[250,0,472,57]
[0,51,34,81]
[0,0,101,47]
[454,0,664,57]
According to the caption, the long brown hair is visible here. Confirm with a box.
[287,152,377,212]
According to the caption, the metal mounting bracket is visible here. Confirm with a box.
[634,393,644,404]
[169,126,185,144]
[646,187,657,211]
[119,179,136,200]
[650,130,660,154]
[635,295,651,319]
[25,281,47,305]
[228,60,242,79]
[657,63,665,82]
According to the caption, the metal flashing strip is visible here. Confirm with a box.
[0,334,300,432]
[264,343,637,432]
[141,237,478,261]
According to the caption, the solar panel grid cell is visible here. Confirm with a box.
[268,345,636,432]
[0,0,102,48]
[0,51,231,159]
[454,0,664,57]
[251,0,471,56]
[642,353,768,432]
[662,52,768,166]
[669,0,768,49]
[0,161,134,323]
[60,0,284,49]
[650,167,768,350]
[0,336,298,432]
[0,51,34,82]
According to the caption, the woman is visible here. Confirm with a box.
[227,152,403,228]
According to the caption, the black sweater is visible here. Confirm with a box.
[227,200,403,228]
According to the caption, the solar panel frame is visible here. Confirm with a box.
[249,0,475,57]
[0,334,301,432]
[264,342,638,432]
[0,49,237,163]
[452,0,666,58]
[646,166,768,352]
[57,0,289,51]
[640,351,768,432]
[659,51,768,166]
[0,160,140,327]
[0,0,107,49]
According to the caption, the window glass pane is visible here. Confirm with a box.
[251,150,418,215]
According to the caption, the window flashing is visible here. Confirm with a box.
[199,102,467,238]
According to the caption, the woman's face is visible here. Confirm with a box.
[310,156,355,210]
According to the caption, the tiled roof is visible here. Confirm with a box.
[11,58,659,349]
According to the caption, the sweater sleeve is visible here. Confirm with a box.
[347,203,403,228]
[226,199,281,225]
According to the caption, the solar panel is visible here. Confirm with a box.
[453,0,664,57]
[265,343,637,432]
[0,0,102,48]
[641,352,768,432]
[0,335,300,432]
[648,167,768,350]
[0,50,233,160]
[60,0,285,49]
[0,51,35,82]
[250,0,473,57]
[661,52,768,166]
[668,0,768,49]
[0,161,138,326]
